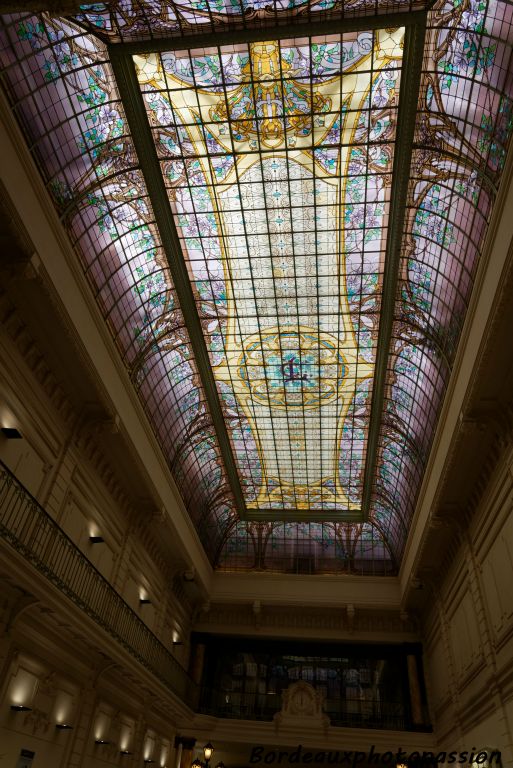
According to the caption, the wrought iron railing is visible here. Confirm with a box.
[198,687,409,730]
[0,460,425,731]
[0,460,197,708]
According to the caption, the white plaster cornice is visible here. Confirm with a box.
[177,716,436,754]
[210,571,401,609]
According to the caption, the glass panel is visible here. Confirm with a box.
[1,1,513,572]
[370,0,513,556]
[136,30,404,514]
[75,0,428,42]
[0,13,236,560]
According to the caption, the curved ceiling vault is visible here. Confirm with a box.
[1,0,512,574]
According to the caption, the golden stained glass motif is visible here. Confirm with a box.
[136,29,403,513]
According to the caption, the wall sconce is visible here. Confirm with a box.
[95,739,111,745]
[144,761,155,764]
[1,427,22,439]
[139,598,151,605]
[89,536,104,544]
[120,750,133,756]
[55,723,73,730]
[9,667,38,711]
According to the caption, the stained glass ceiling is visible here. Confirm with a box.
[74,0,429,41]
[1,0,513,572]
[132,30,404,518]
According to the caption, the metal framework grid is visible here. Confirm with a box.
[2,0,511,571]
[108,11,427,523]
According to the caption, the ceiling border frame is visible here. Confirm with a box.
[102,8,427,53]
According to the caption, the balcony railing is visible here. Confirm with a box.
[198,687,408,730]
[0,460,197,708]
[0,460,428,732]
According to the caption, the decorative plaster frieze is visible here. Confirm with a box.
[274,682,330,733]
[193,604,418,637]
[0,291,191,618]
[23,707,51,735]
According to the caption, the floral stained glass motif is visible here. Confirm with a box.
[0,12,237,560]
[75,0,427,43]
[368,0,513,558]
[136,30,403,514]
[1,0,513,573]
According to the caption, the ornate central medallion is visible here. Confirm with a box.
[238,329,345,409]
[135,28,404,514]
[209,41,332,149]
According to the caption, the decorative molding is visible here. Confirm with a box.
[252,600,261,629]
[0,179,36,266]
[24,707,51,735]
[0,288,190,605]
[274,682,330,732]
[76,407,121,440]
[0,572,192,725]
[346,603,355,634]
[194,603,419,638]
[0,293,74,427]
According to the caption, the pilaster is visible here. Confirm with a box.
[62,685,96,768]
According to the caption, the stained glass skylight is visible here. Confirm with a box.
[134,30,403,517]
[75,0,428,42]
[1,0,513,572]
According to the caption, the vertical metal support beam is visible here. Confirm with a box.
[360,18,427,518]
[109,47,247,514]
